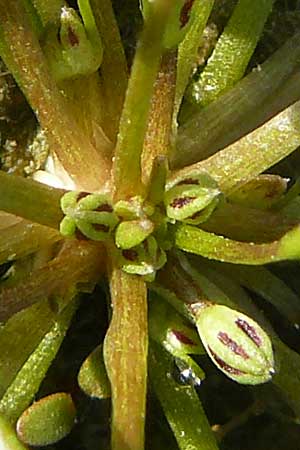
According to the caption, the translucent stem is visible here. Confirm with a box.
[104,263,148,450]
[142,50,177,185]
[112,2,168,200]
[89,0,128,142]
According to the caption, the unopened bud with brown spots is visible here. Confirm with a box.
[194,304,275,385]
[140,0,197,49]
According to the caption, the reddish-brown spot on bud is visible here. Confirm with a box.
[218,332,249,359]
[209,347,245,375]
[172,329,196,346]
[77,191,90,201]
[236,318,262,347]
[68,26,79,46]
[180,0,195,28]
[122,249,138,261]
[170,196,196,208]
[95,204,113,213]
[91,224,110,233]
[143,239,149,252]
[177,178,199,186]
[75,229,89,241]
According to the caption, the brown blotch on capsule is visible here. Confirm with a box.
[209,347,245,375]
[180,0,195,28]
[122,249,138,261]
[170,196,196,208]
[91,223,110,233]
[218,332,249,359]
[95,204,114,213]
[177,178,199,186]
[68,26,80,46]
[76,191,90,201]
[236,318,262,347]
[172,329,196,346]
[75,229,89,241]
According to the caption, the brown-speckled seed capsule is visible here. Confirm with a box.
[194,304,275,385]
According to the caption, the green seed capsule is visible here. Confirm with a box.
[194,304,275,385]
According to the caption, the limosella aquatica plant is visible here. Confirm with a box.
[1,0,300,449]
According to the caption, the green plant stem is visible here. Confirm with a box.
[0,172,64,229]
[104,263,148,450]
[175,32,300,168]
[142,49,177,185]
[171,100,300,195]
[0,300,77,423]
[149,341,219,450]
[188,0,274,107]
[112,2,169,200]
[90,0,128,142]
[0,0,110,191]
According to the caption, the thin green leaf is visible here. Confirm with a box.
[0,241,104,322]
[174,32,300,168]
[202,201,296,243]
[0,171,64,229]
[208,262,300,325]
[149,341,219,450]
[173,0,215,121]
[31,0,64,25]
[189,0,274,107]
[0,300,77,423]
[0,220,61,266]
[175,224,300,265]
[171,99,300,195]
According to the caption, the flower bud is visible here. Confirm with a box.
[43,6,103,81]
[164,170,220,225]
[120,236,167,280]
[194,304,275,385]
[60,191,118,241]
[115,219,154,249]
[140,0,197,49]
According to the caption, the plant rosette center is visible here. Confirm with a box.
[59,169,221,280]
